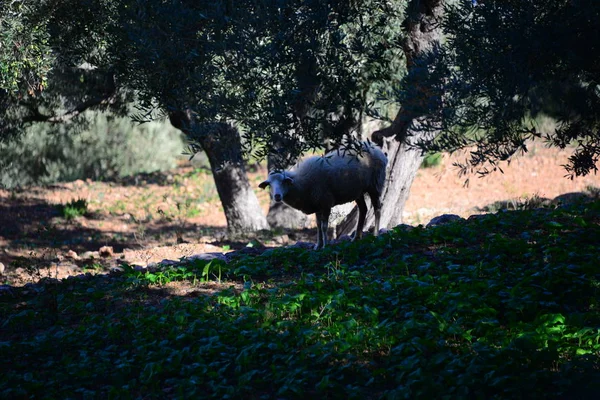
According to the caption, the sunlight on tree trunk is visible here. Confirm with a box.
[336,0,444,236]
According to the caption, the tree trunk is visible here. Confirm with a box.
[266,201,311,230]
[336,0,444,236]
[169,110,269,234]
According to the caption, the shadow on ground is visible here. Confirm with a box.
[0,198,226,264]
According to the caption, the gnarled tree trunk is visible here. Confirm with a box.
[336,0,444,236]
[169,110,269,234]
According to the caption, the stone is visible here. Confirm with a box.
[99,246,114,257]
[185,252,228,262]
[66,250,80,260]
[81,251,100,260]
[426,214,463,228]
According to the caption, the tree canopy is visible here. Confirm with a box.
[419,0,600,177]
[1,0,405,166]
[3,0,600,176]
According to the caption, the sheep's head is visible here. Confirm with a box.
[258,171,293,203]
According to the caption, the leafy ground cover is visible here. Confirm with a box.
[2,200,599,398]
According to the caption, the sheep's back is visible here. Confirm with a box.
[293,150,383,209]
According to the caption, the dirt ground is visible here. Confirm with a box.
[404,144,599,224]
[1,142,599,285]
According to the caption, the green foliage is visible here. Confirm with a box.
[0,110,185,188]
[57,198,88,220]
[2,200,600,398]
[420,152,442,169]
[121,259,226,287]
[0,1,52,94]
[1,0,407,166]
[422,0,600,177]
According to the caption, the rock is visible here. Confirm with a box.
[146,263,159,272]
[81,251,100,260]
[378,228,391,235]
[392,224,414,232]
[426,214,463,228]
[199,236,216,244]
[158,259,179,267]
[232,247,264,257]
[213,231,228,241]
[467,214,488,222]
[266,202,311,229]
[272,234,290,245]
[130,261,147,268]
[99,246,114,257]
[66,250,80,260]
[76,273,94,280]
[291,241,315,250]
[185,253,228,263]
[0,285,13,295]
[334,235,353,243]
[553,192,591,206]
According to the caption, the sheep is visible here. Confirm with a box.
[259,142,388,249]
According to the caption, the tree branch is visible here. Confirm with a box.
[21,71,118,124]
[21,93,118,124]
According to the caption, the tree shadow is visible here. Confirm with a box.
[477,191,598,213]
[101,165,214,187]
[0,197,228,266]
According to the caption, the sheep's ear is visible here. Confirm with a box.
[283,177,294,185]
[258,180,270,189]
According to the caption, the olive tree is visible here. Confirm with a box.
[1,0,409,234]
[342,0,600,234]
[424,0,600,178]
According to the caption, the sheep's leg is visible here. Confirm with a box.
[315,212,324,250]
[369,190,382,236]
[314,210,331,250]
[321,209,331,249]
[353,196,368,241]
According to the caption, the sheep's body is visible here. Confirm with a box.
[259,142,388,249]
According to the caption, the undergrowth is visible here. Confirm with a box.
[56,198,89,220]
[1,201,599,398]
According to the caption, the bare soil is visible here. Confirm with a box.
[1,142,598,285]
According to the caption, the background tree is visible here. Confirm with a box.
[5,0,598,239]
[342,0,600,235]
[1,0,409,234]
[422,0,600,178]
[338,0,445,236]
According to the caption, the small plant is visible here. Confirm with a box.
[107,200,127,215]
[82,263,104,273]
[0,110,184,188]
[421,152,442,168]
[57,198,88,220]
[586,185,600,199]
